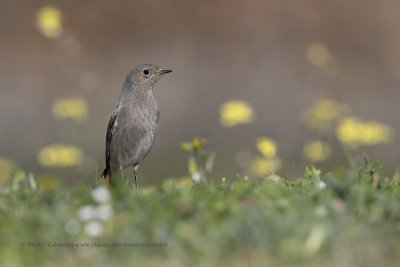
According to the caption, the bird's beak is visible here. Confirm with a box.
[159,69,173,75]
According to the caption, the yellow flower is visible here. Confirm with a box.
[303,99,349,131]
[36,6,63,39]
[336,117,393,148]
[256,137,277,159]
[38,175,61,192]
[141,186,157,196]
[52,97,88,122]
[181,138,207,152]
[220,100,254,127]
[161,179,176,191]
[251,157,281,176]
[37,144,83,167]
[305,43,332,68]
[161,178,193,191]
[303,140,330,162]
[192,138,207,150]
[176,178,193,190]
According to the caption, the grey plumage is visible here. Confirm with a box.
[102,64,172,188]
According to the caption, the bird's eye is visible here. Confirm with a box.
[142,69,150,75]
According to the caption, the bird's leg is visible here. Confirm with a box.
[133,165,139,190]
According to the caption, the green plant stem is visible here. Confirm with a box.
[342,144,357,169]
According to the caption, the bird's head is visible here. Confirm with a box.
[126,64,172,88]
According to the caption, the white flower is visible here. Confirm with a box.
[77,205,97,221]
[92,186,111,203]
[192,172,201,183]
[84,221,104,237]
[96,205,113,221]
[318,181,327,189]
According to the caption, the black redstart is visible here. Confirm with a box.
[102,64,172,188]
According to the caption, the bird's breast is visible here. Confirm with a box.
[110,97,159,169]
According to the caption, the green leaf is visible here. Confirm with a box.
[305,165,321,180]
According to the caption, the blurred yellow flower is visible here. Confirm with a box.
[38,175,61,192]
[336,117,393,148]
[38,144,83,167]
[161,178,193,191]
[303,140,331,162]
[256,137,277,159]
[303,99,350,131]
[140,186,157,196]
[52,97,88,122]
[36,6,63,39]
[161,179,176,191]
[220,100,254,127]
[0,157,15,184]
[306,43,332,68]
[251,157,281,176]
[192,137,207,150]
[176,178,194,190]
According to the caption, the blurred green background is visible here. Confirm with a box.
[1,0,399,185]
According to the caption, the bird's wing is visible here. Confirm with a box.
[102,103,121,178]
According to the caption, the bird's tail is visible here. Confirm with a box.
[102,167,112,186]
[101,167,109,179]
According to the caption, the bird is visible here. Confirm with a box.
[101,64,172,189]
